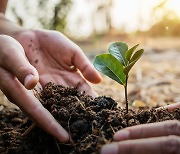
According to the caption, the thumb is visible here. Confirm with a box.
[0,35,39,89]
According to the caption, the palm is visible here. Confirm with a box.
[15,29,100,95]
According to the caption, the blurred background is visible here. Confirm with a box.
[1,0,180,110]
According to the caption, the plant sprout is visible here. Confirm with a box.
[94,42,144,114]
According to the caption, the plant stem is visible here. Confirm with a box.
[124,76,128,126]
[125,77,128,114]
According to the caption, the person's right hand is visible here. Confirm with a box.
[101,103,180,154]
[0,35,69,142]
[101,120,180,154]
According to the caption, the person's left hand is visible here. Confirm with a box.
[0,29,101,142]
[101,103,180,154]
[14,29,101,96]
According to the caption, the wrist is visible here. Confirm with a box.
[0,13,24,37]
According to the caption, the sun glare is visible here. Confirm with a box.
[111,0,180,32]
[166,0,180,16]
[7,0,180,37]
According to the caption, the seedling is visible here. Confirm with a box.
[94,42,144,114]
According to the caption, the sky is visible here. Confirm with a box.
[6,0,180,37]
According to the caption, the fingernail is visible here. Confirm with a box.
[24,74,34,88]
[114,130,130,141]
[101,144,118,154]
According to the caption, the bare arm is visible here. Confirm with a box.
[0,0,7,13]
[0,0,23,35]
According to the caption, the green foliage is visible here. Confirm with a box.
[124,49,144,75]
[50,0,72,32]
[125,44,139,61]
[94,42,144,115]
[94,54,126,85]
[19,0,72,33]
[94,42,144,85]
[108,42,128,66]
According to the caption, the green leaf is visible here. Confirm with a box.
[125,44,139,62]
[124,60,137,75]
[108,42,128,66]
[124,49,144,75]
[130,49,144,63]
[94,54,126,85]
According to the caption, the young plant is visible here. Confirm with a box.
[94,42,144,114]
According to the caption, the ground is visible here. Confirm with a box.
[1,37,180,153]
[1,36,180,110]
[1,82,180,153]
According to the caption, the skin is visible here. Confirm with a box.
[1,0,180,152]
[0,0,101,142]
[101,104,180,154]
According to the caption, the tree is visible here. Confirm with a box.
[10,0,72,33]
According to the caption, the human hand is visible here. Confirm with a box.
[101,120,180,154]
[0,35,70,142]
[101,103,180,154]
[13,29,101,96]
[0,31,101,143]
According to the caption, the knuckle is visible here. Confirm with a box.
[28,103,45,122]
[73,45,84,59]
[73,44,82,52]
[14,65,25,74]
[162,135,180,154]
[32,103,44,116]
[0,46,24,67]
[14,65,30,81]
[164,120,180,136]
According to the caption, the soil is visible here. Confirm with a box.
[1,82,180,154]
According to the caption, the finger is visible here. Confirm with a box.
[113,120,180,141]
[72,47,102,84]
[101,136,180,154]
[157,102,180,112]
[0,35,39,89]
[0,67,69,143]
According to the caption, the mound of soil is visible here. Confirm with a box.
[1,82,180,154]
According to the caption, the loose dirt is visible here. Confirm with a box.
[1,82,180,154]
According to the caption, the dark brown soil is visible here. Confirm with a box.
[1,82,180,154]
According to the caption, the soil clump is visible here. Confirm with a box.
[1,82,180,154]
